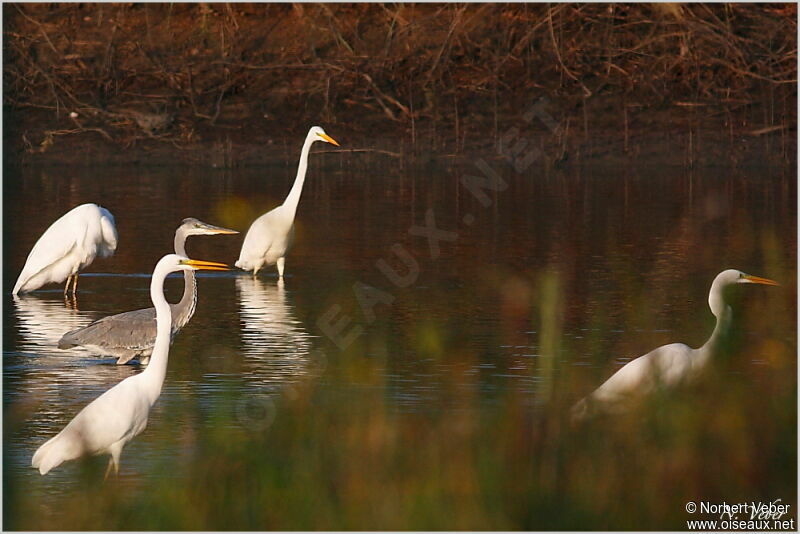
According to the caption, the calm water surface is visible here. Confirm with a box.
[3,154,796,528]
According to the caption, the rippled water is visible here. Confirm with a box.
[3,154,796,528]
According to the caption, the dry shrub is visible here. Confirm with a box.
[3,3,796,155]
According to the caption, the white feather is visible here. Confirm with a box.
[13,203,118,295]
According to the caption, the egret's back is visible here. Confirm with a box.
[572,343,695,422]
[97,207,119,258]
[591,343,694,403]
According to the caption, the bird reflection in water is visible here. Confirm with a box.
[13,294,92,351]
[11,295,139,446]
[235,277,313,393]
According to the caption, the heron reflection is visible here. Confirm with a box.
[235,277,313,392]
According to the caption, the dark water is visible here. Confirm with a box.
[3,153,797,529]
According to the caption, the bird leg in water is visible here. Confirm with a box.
[64,292,78,311]
[277,257,285,278]
[103,457,117,481]
[63,274,79,296]
[104,446,122,481]
[63,276,78,309]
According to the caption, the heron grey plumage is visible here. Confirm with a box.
[58,218,237,365]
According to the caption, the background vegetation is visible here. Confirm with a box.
[4,3,796,163]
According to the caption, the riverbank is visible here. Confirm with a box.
[4,4,796,167]
[6,104,794,169]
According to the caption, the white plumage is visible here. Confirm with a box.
[31,254,228,476]
[236,126,339,278]
[571,269,778,421]
[13,203,118,296]
[237,206,296,276]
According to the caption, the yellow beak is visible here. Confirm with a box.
[744,274,779,286]
[318,133,340,146]
[183,259,230,271]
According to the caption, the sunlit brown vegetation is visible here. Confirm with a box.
[3,3,796,162]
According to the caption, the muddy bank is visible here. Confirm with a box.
[4,3,796,167]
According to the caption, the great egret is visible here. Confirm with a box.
[571,269,778,422]
[58,218,237,365]
[13,203,118,296]
[235,126,339,278]
[31,254,229,476]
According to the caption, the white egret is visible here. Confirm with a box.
[58,218,238,365]
[571,269,778,422]
[31,254,229,476]
[235,126,339,279]
[13,203,118,296]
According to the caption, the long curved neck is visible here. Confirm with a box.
[173,229,197,326]
[701,304,731,352]
[141,266,173,404]
[174,229,188,257]
[282,135,314,219]
[698,280,733,362]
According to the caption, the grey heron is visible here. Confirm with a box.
[58,218,237,365]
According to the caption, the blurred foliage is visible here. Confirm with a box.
[6,304,796,530]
